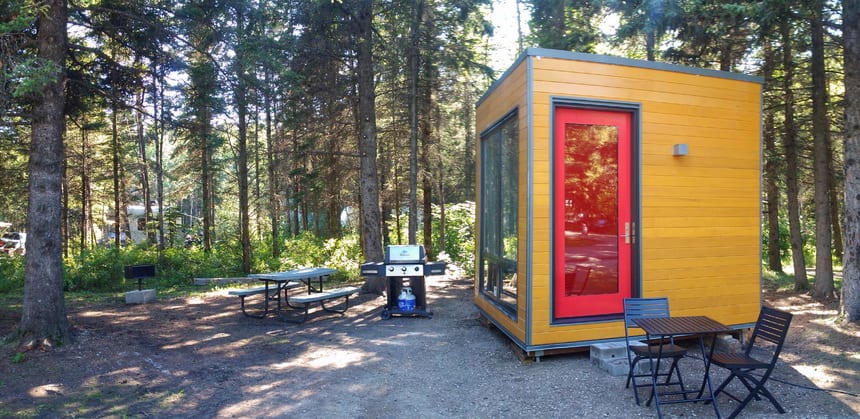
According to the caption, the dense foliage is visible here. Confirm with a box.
[1,201,477,293]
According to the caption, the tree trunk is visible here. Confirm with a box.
[841,0,860,323]
[200,79,214,252]
[437,141,446,255]
[354,0,385,293]
[265,68,280,258]
[764,111,782,272]
[18,0,71,349]
[112,93,122,248]
[762,39,782,272]
[407,0,422,245]
[810,4,835,300]
[830,166,843,261]
[235,5,252,273]
[80,128,91,251]
[781,19,809,291]
[136,83,151,245]
[155,69,166,251]
[463,87,475,198]
[62,156,69,258]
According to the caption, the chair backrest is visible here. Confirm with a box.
[746,306,793,359]
[623,297,671,329]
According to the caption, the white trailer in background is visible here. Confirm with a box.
[127,204,158,244]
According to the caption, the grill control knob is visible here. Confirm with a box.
[387,266,394,272]
[414,266,419,272]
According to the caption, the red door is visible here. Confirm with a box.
[553,106,632,319]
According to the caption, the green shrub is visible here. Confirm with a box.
[0,255,25,292]
[381,201,476,275]
[278,232,361,279]
[431,201,475,275]
[64,247,129,291]
[61,242,247,292]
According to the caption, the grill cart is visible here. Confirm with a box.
[361,244,445,319]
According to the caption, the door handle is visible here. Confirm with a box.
[623,222,634,244]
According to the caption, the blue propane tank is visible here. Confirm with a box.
[398,286,416,312]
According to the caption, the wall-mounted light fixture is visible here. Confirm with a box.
[672,144,689,157]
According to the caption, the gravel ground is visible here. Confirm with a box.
[1,273,858,418]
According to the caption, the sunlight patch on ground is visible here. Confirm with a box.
[185,296,206,304]
[78,310,150,323]
[271,348,372,370]
[28,383,64,398]
[793,364,843,388]
[162,332,231,350]
[367,331,440,347]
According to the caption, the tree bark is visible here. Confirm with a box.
[111,87,122,248]
[764,109,782,272]
[135,83,151,245]
[841,0,860,323]
[408,0,422,245]
[235,4,252,273]
[18,0,71,349]
[762,39,782,272]
[810,3,835,300]
[265,68,281,258]
[80,128,91,251]
[353,0,385,293]
[781,18,809,291]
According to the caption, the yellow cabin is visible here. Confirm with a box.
[475,48,763,356]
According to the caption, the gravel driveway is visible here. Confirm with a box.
[1,273,857,418]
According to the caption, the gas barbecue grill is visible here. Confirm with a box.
[361,244,445,319]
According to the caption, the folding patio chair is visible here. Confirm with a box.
[709,306,793,419]
[623,297,688,406]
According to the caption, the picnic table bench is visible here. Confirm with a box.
[228,281,304,318]
[284,286,360,323]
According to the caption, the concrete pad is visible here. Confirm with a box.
[125,289,156,304]
[193,277,256,286]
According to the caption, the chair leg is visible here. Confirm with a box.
[717,371,786,419]
[736,374,785,413]
[713,371,738,398]
[626,356,638,388]
[627,357,644,406]
[755,385,786,413]
[667,357,687,400]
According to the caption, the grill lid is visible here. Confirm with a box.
[385,244,425,264]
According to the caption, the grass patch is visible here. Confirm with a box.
[762,266,796,291]
[762,264,844,293]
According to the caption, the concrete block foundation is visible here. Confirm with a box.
[590,341,651,377]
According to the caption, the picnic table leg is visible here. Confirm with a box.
[277,302,311,324]
[320,294,352,314]
[238,295,267,319]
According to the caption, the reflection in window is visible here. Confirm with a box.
[479,112,518,316]
[562,123,618,296]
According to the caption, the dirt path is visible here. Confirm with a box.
[1,274,858,418]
